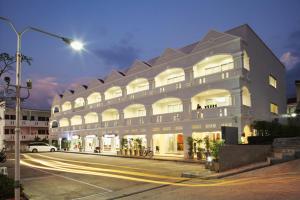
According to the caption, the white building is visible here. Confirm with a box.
[0,101,50,151]
[49,24,286,158]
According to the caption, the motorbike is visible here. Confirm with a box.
[0,148,7,163]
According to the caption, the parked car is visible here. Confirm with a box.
[27,142,57,153]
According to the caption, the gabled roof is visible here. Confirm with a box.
[88,79,104,88]
[125,60,152,75]
[74,85,88,93]
[62,90,73,97]
[105,70,126,82]
[191,30,240,53]
[226,24,285,68]
[153,48,185,66]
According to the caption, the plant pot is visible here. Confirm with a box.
[117,151,121,156]
[212,161,220,172]
[197,152,203,160]
[188,152,194,159]
[129,149,133,156]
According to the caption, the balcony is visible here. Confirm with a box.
[4,134,48,141]
[151,112,182,123]
[102,120,119,127]
[125,116,146,126]
[191,106,236,120]
[4,120,48,127]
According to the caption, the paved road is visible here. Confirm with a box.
[2,153,300,200]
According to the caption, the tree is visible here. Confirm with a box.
[0,53,32,103]
[0,53,32,78]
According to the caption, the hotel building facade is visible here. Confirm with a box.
[49,24,286,158]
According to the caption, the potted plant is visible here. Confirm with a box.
[135,138,143,156]
[209,140,224,172]
[194,138,204,160]
[204,136,211,159]
[186,136,194,159]
[120,138,128,156]
[129,138,134,156]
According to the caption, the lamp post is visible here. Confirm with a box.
[0,16,83,200]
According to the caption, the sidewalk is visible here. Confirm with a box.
[182,161,270,179]
[60,151,205,164]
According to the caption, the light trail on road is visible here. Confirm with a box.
[23,154,185,180]
[21,154,300,188]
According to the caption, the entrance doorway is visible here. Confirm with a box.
[85,135,99,152]
[102,134,119,153]
[153,133,184,156]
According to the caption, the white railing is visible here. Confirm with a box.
[191,106,235,120]
[151,112,182,123]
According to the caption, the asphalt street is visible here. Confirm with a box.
[2,152,300,200]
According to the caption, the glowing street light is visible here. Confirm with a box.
[0,16,83,200]
[61,37,84,51]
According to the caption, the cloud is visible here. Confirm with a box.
[282,28,300,97]
[280,52,300,70]
[94,33,141,69]
[23,76,92,109]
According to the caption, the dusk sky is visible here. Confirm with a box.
[0,0,300,109]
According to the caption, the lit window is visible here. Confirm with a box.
[270,103,278,114]
[269,75,277,88]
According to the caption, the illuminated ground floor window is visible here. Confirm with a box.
[84,135,99,152]
[102,134,119,152]
[153,133,184,155]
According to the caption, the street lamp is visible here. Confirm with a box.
[0,16,83,200]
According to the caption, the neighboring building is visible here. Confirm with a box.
[49,24,286,158]
[287,80,300,116]
[0,101,50,151]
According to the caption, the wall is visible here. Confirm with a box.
[218,144,271,172]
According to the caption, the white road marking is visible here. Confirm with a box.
[22,175,53,181]
[26,165,113,192]
[71,191,111,200]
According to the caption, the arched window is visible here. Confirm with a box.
[126,78,149,95]
[193,54,234,78]
[242,87,251,107]
[104,86,122,100]
[84,112,99,124]
[155,68,185,87]
[51,121,58,128]
[62,101,72,111]
[152,98,183,115]
[53,106,59,113]
[243,51,250,71]
[59,118,69,127]
[123,104,146,118]
[87,92,101,105]
[70,115,82,125]
[101,109,119,121]
[74,97,85,108]
[191,89,231,110]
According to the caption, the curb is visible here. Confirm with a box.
[182,161,270,179]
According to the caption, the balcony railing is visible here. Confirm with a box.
[151,112,182,123]
[191,106,235,120]
[4,120,48,127]
[102,120,119,127]
[4,134,48,141]
[124,116,146,126]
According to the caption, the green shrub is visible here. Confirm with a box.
[0,174,23,199]
[210,140,224,161]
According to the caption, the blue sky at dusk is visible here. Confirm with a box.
[0,0,300,109]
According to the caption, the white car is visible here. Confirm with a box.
[28,142,57,153]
